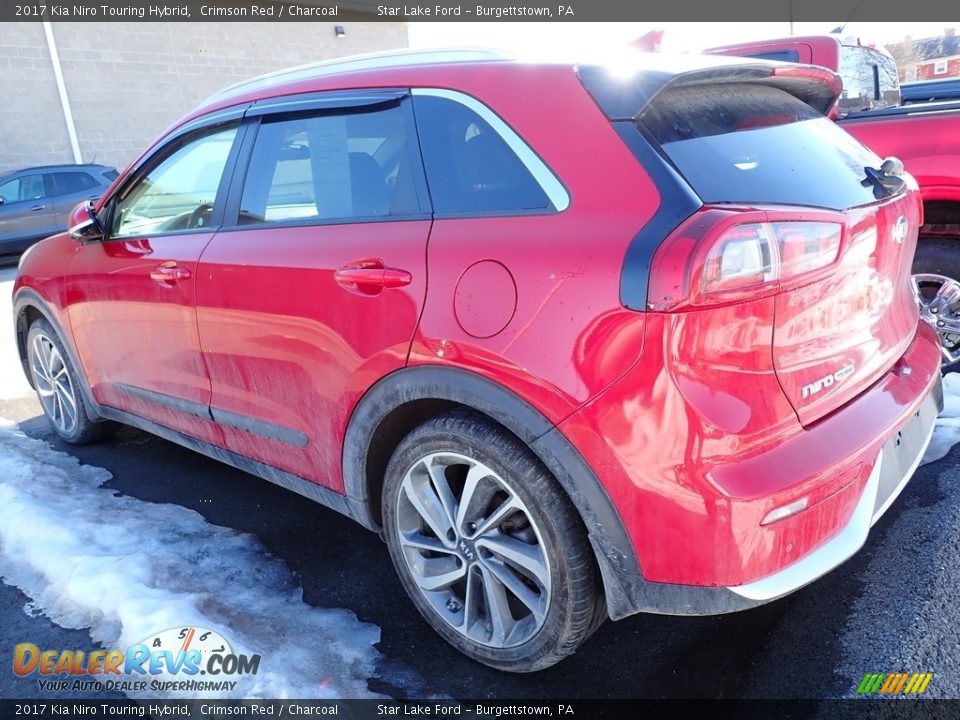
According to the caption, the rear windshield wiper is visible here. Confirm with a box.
[862,156,906,199]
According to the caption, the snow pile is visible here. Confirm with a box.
[0,420,384,699]
[921,372,960,465]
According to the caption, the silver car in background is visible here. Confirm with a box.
[0,163,117,256]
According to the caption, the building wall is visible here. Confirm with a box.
[916,54,960,80]
[0,22,408,174]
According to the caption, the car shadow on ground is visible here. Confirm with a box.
[9,413,922,701]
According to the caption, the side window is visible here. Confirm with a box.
[238,103,420,225]
[110,125,238,239]
[412,94,553,216]
[0,174,46,204]
[51,171,99,195]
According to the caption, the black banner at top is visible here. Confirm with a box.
[0,0,958,22]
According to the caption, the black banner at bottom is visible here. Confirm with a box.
[2,699,960,720]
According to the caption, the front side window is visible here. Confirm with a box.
[412,94,554,215]
[238,103,420,225]
[110,125,238,239]
[0,174,46,204]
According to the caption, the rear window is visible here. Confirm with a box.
[639,83,883,211]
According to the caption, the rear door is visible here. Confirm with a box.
[196,93,432,489]
[640,81,920,426]
[0,173,56,252]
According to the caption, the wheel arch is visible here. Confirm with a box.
[342,364,644,617]
[13,289,101,422]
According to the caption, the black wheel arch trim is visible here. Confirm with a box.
[341,364,722,619]
[13,288,102,423]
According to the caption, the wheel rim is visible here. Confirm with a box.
[913,273,960,365]
[30,333,78,434]
[395,452,552,649]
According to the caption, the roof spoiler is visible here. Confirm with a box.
[578,59,842,120]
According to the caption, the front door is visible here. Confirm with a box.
[196,97,431,490]
[66,124,240,444]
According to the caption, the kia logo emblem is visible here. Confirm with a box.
[892,216,909,245]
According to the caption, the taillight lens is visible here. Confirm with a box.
[648,207,844,311]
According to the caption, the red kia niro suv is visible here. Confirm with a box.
[13,49,943,672]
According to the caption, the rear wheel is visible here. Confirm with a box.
[26,318,105,444]
[381,411,602,672]
[912,238,960,373]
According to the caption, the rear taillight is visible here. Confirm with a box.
[647,206,845,311]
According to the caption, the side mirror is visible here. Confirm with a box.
[68,201,104,242]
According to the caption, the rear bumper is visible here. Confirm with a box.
[559,321,943,619]
[726,379,938,603]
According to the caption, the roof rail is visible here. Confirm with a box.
[205,48,515,104]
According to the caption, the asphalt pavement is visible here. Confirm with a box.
[2,263,959,701]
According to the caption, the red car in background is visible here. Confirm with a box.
[13,49,942,671]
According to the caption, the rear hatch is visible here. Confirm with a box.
[636,74,921,426]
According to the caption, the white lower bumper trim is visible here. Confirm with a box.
[727,412,936,603]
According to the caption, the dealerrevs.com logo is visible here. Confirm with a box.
[13,626,260,694]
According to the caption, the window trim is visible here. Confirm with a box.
[220,93,433,231]
[101,119,248,242]
[410,87,571,217]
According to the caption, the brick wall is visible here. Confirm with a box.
[0,22,408,174]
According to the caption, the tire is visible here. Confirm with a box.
[382,411,603,672]
[26,318,106,444]
[913,238,960,374]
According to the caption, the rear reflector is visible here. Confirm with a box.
[761,497,810,526]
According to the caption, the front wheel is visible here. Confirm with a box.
[912,238,960,373]
[381,412,603,672]
[26,318,106,444]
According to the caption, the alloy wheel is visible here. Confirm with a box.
[30,333,79,434]
[912,273,960,365]
[395,452,552,649]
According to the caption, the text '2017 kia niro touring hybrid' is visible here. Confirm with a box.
[14,50,942,671]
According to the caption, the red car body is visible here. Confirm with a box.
[13,50,942,625]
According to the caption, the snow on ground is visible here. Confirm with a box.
[0,419,384,699]
[0,267,33,401]
[921,372,960,466]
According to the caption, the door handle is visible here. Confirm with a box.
[335,259,412,294]
[150,262,191,284]
[30,204,46,212]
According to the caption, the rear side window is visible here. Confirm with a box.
[640,83,882,211]
[237,103,421,225]
[51,171,98,195]
[413,95,552,216]
[103,169,119,181]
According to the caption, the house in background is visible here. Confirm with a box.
[886,29,960,82]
